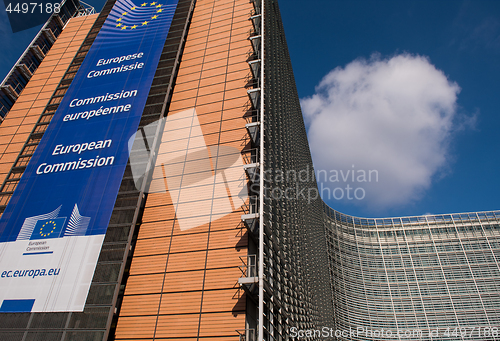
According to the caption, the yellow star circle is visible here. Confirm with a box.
[116,2,167,30]
[39,221,57,238]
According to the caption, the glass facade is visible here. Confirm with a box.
[325,207,500,340]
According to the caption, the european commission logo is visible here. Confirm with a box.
[16,204,91,241]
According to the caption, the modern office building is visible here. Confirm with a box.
[0,0,498,341]
[325,207,500,341]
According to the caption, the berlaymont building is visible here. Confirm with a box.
[0,0,499,340]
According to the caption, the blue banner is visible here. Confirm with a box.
[0,0,178,312]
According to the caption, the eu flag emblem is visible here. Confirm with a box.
[30,218,66,240]
[112,1,175,31]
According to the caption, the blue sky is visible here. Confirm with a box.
[281,0,500,218]
[1,0,499,218]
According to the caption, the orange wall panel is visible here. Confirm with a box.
[115,0,254,338]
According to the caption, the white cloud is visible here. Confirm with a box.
[301,53,470,210]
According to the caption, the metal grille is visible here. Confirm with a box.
[30,314,68,329]
[64,332,105,341]
[24,332,64,341]
[0,315,31,329]
[0,332,24,341]
[258,0,335,339]
[67,307,110,329]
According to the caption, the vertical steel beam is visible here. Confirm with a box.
[258,0,265,339]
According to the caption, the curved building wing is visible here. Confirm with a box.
[325,206,500,340]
